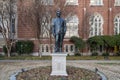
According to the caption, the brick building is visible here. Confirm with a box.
[16,0,120,55]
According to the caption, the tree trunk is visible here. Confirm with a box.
[6,44,12,57]
[7,50,11,57]
[49,32,52,53]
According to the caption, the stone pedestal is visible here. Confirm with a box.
[51,53,68,76]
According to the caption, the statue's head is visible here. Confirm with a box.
[56,10,61,17]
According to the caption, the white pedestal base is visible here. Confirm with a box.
[51,53,68,76]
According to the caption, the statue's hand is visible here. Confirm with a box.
[58,31,60,34]
[58,30,62,34]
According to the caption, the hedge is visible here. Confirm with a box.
[16,40,34,55]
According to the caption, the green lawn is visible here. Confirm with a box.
[0,56,52,60]
[67,56,104,60]
[0,56,120,60]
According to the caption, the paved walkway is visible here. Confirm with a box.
[0,60,120,80]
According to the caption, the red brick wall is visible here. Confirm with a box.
[17,0,36,38]
[17,0,120,52]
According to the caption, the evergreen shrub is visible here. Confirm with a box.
[16,40,34,55]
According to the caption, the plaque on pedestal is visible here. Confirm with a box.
[51,53,68,76]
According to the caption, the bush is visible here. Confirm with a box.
[16,40,34,55]
[67,54,70,56]
[0,54,4,57]
[102,52,109,56]
[91,52,98,56]
[74,52,81,56]
[116,52,120,56]
[70,36,85,50]
[3,45,16,56]
[3,45,7,54]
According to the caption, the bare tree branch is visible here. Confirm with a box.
[0,0,17,57]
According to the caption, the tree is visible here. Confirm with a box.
[0,0,17,57]
[113,35,120,54]
[101,35,115,53]
[87,36,104,52]
[70,36,85,53]
[87,35,116,54]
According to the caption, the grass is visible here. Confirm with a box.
[0,56,52,60]
[67,56,104,60]
[0,55,120,60]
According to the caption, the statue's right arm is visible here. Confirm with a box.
[64,20,67,34]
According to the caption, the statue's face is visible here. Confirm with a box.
[56,11,61,17]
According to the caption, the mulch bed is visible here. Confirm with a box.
[16,66,101,80]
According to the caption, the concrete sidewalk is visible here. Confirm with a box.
[0,60,120,80]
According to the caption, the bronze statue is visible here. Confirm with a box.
[52,10,66,52]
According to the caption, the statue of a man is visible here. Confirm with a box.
[52,10,66,52]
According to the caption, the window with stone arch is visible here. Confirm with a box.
[41,16,50,38]
[41,0,54,5]
[0,16,3,38]
[90,0,103,6]
[40,44,50,53]
[64,44,75,53]
[89,13,104,37]
[65,15,79,38]
[0,15,9,38]
[65,0,78,5]
[114,14,120,35]
[114,0,120,6]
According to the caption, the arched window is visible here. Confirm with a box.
[89,13,104,37]
[40,44,50,53]
[114,14,120,35]
[90,0,103,6]
[46,45,49,52]
[64,44,75,52]
[66,45,68,52]
[65,15,79,37]
[41,16,50,38]
[41,0,54,5]
[0,15,9,38]
[0,16,3,38]
[66,0,78,5]
[70,45,74,52]
[42,45,44,52]
[114,0,120,6]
